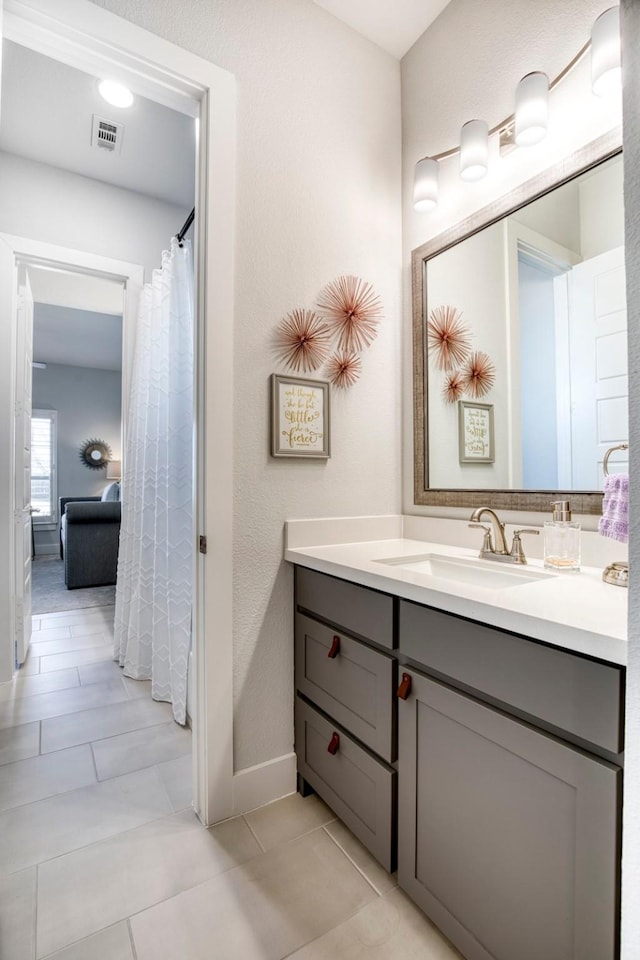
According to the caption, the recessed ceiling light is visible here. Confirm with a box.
[98,80,133,109]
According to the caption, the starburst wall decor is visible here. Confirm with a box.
[427,303,496,405]
[442,370,466,404]
[317,275,383,353]
[427,305,471,371]
[462,350,496,398]
[274,308,331,373]
[326,351,362,389]
[273,275,384,392]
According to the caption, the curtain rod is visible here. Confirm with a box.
[176,207,195,246]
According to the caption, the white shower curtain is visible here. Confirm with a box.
[114,237,194,725]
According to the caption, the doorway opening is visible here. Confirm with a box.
[29,266,124,616]
[1,0,236,827]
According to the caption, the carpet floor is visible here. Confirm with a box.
[31,557,116,614]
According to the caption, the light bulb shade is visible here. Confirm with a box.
[515,72,549,146]
[459,120,488,182]
[413,158,439,212]
[591,6,621,97]
[106,460,121,480]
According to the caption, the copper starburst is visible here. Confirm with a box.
[274,308,331,373]
[427,305,471,371]
[442,370,466,404]
[462,351,495,398]
[317,276,382,352]
[326,351,362,389]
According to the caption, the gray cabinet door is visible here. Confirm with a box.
[398,670,620,960]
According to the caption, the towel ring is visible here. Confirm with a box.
[603,443,629,477]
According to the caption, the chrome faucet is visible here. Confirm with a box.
[468,507,539,565]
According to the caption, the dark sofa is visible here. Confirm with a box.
[59,495,121,589]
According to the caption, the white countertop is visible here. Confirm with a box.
[285,530,628,666]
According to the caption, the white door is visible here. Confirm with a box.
[568,247,628,489]
[14,265,34,664]
[0,1,4,128]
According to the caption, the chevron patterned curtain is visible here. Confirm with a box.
[114,237,194,725]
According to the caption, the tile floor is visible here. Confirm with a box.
[0,603,461,960]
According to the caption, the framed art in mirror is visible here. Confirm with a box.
[458,402,494,464]
[413,128,625,515]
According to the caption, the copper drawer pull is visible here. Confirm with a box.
[328,635,340,659]
[327,732,340,755]
[397,672,412,700]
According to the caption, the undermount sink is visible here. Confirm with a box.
[374,553,556,590]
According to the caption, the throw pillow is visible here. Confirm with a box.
[101,481,121,502]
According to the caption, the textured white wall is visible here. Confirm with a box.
[0,152,186,280]
[401,0,622,519]
[621,2,640,954]
[87,0,403,769]
[579,159,625,258]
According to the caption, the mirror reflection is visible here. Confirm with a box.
[424,153,626,493]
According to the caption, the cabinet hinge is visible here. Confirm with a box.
[199,535,207,555]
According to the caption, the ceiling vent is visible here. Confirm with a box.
[91,115,123,154]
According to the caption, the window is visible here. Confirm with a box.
[31,410,57,524]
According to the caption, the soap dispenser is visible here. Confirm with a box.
[544,500,581,572]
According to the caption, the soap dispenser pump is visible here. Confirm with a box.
[544,500,581,572]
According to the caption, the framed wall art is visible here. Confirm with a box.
[458,401,494,464]
[270,374,330,458]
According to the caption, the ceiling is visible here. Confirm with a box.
[30,267,123,372]
[0,39,195,208]
[311,0,452,58]
[3,2,448,370]
[34,305,123,373]
[0,39,195,372]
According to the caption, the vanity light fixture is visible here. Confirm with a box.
[413,157,440,212]
[412,5,621,212]
[591,6,622,97]
[459,120,489,181]
[98,79,134,109]
[515,72,549,146]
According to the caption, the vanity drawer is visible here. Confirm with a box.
[295,696,396,872]
[295,566,394,650]
[399,600,623,755]
[295,612,396,762]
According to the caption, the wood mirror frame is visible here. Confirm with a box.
[412,128,622,515]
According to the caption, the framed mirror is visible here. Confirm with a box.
[79,438,112,470]
[412,129,625,514]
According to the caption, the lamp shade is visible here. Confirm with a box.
[591,6,621,97]
[413,158,439,212]
[459,120,488,182]
[106,460,121,480]
[515,72,549,146]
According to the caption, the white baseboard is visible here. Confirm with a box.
[232,752,297,815]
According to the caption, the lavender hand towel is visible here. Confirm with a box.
[598,473,629,543]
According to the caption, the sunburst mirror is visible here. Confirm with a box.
[79,438,112,470]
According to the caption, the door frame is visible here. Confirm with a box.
[2,0,237,825]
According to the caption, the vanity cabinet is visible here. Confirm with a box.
[294,567,397,871]
[398,599,623,960]
[292,566,623,960]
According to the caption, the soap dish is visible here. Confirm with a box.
[602,562,628,588]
